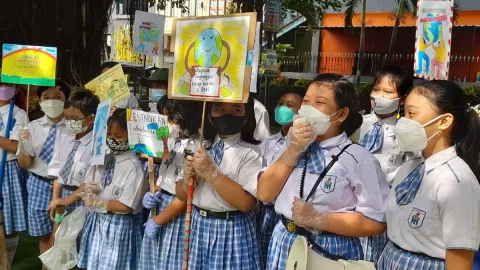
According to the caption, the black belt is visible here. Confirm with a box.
[262,204,275,209]
[392,242,444,261]
[63,185,78,191]
[281,216,309,236]
[32,173,53,185]
[194,206,241,221]
[160,189,174,197]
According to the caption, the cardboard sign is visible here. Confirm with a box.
[250,22,261,93]
[126,109,169,158]
[264,49,279,77]
[85,64,129,106]
[91,100,111,165]
[133,11,166,57]
[1,44,57,86]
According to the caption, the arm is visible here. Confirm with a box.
[107,200,133,214]
[153,198,186,225]
[16,127,33,169]
[446,249,474,270]
[52,180,63,200]
[321,212,386,237]
[209,173,256,213]
[176,181,188,202]
[0,138,18,153]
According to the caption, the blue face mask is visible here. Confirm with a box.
[150,88,166,103]
[275,105,295,126]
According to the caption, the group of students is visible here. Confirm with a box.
[0,63,479,270]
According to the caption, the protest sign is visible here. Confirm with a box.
[133,11,166,57]
[85,64,129,106]
[126,109,169,158]
[91,100,111,165]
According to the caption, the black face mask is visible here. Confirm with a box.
[210,114,245,136]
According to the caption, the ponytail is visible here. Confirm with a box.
[454,109,480,180]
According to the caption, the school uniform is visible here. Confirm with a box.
[253,98,271,142]
[358,113,407,264]
[115,93,139,109]
[257,132,286,265]
[78,151,147,270]
[48,131,94,214]
[1,104,29,235]
[138,135,199,270]
[267,132,390,270]
[177,133,264,270]
[20,116,70,236]
[378,147,480,270]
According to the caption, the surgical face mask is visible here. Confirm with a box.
[0,85,15,101]
[66,118,89,134]
[297,105,339,136]
[168,123,180,139]
[393,114,444,152]
[274,105,295,126]
[150,89,166,103]
[40,100,65,118]
[106,138,130,155]
[371,95,400,115]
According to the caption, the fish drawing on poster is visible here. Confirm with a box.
[91,100,111,165]
[414,0,453,80]
[133,11,166,57]
[126,109,170,159]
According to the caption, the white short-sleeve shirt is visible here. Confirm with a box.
[253,98,271,142]
[387,147,480,259]
[275,132,390,222]
[0,104,28,161]
[85,151,147,214]
[48,131,94,187]
[115,94,139,109]
[259,132,286,167]
[359,113,406,186]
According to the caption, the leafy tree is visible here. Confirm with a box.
[281,0,343,30]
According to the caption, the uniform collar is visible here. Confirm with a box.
[373,113,398,126]
[0,103,13,114]
[112,150,137,163]
[271,132,284,142]
[77,131,93,145]
[39,115,65,126]
[424,146,457,172]
[215,133,241,147]
[318,132,348,149]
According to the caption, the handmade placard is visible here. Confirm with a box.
[91,100,111,165]
[169,13,256,103]
[249,22,261,93]
[85,64,130,106]
[1,44,57,86]
[126,109,170,158]
[133,11,166,57]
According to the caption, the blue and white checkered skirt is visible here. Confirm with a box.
[78,211,144,270]
[378,242,445,270]
[257,204,280,267]
[61,188,84,216]
[1,160,28,235]
[266,221,363,270]
[138,192,185,270]
[189,207,263,270]
[26,173,53,236]
[360,231,389,265]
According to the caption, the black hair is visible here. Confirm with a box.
[156,95,169,115]
[107,108,128,132]
[373,65,413,98]
[37,79,71,100]
[204,96,259,148]
[414,80,480,180]
[311,73,363,137]
[278,86,306,101]
[165,100,202,139]
[64,89,100,116]
[100,61,119,72]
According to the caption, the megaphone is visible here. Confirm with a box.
[286,236,376,270]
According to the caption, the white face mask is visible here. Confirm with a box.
[371,95,400,115]
[297,105,339,136]
[66,119,88,134]
[393,114,444,152]
[40,100,64,118]
[168,123,180,139]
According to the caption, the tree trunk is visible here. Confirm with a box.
[356,0,367,86]
[386,0,405,64]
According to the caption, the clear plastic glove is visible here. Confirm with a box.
[142,191,162,209]
[47,198,67,221]
[144,218,162,238]
[18,126,30,153]
[84,181,102,194]
[291,196,329,230]
[79,192,108,213]
[282,118,314,166]
[193,148,222,188]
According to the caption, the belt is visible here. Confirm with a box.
[194,206,241,221]
[262,204,275,209]
[392,242,444,261]
[63,185,78,191]
[160,189,174,197]
[281,216,309,236]
[33,173,53,185]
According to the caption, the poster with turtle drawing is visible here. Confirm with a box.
[133,11,166,57]
[169,13,256,103]
[413,0,453,80]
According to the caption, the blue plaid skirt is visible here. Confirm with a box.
[360,231,389,265]
[257,204,280,267]
[26,173,53,236]
[189,207,263,270]
[61,188,84,215]
[378,242,445,270]
[266,221,363,270]
[138,192,185,270]
[1,160,28,235]
[78,211,144,270]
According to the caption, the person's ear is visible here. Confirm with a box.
[438,113,454,131]
[337,107,349,123]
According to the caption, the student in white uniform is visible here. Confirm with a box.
[253,97,271,142]
[257,86,305,265]
[47,90,100,219]
[77,109,147,270]
[378,80,480,270]
[138,99,202,270]
[357,65,413,264]
[257,74,390,270]
[176,97,264,269]
[16,80,71,254]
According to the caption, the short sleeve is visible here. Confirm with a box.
[258,140,267,157]
[10,109,27,141]
[236,149,264,197]
[48,136,63,179]
[117,161,147,210]
[253,109,270,142]
[438,174,480,250]
[350,151,390,222]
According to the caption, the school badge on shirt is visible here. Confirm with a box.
[112,186,124,198]
[321,175,336,193]
[385,152,398,166]
[76,168,86,179]
[408,207,426,228]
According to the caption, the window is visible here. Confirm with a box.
[116,0,149,15]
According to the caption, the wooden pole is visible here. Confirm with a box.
[26,85,30,122]
[148,156,157,217]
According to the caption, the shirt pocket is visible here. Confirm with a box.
[72,162,89,185]
[405,202,438,236]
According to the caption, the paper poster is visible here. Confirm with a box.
[1,44,57,86]
[413,0,453,80]
[126,109,170,158]
[250,22,261,93]
[85,64,129,106]
[91,100,111,165]
[264,49,279,77]
[264,0,282,32]
[169,13,256,103]
[133,11,166,57]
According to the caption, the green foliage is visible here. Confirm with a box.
[281,0,343,30]
[463,84,480,106]
[156,126,170,140]
[293,78,312,88]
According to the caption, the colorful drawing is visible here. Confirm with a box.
[126,109,169,158]
[1,44,57,86]
[414,1,453,80]
[133,11,166,57]
[170,13,256,103]
[85,64,129,106]
[92,100,111,165]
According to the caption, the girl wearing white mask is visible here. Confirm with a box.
[258,74,390,270]
[16,80,71,254]
[357,65,413,264]
[378,80,480,270]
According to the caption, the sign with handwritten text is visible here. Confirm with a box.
[190,67,220,97]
